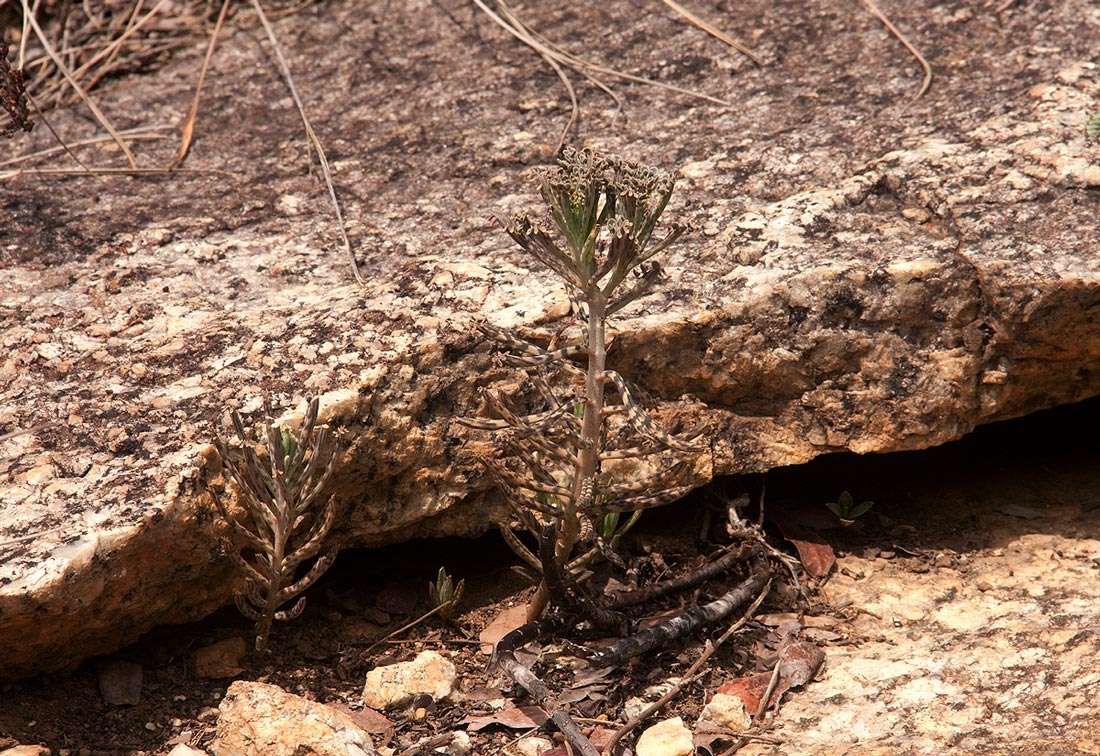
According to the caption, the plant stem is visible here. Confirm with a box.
[527,294,607,621]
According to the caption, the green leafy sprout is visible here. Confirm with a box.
[428,566,466,620]
[825,490,874,526]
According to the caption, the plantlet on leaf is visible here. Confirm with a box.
[825,490,874,526]
[428,567,466,620]
[1086,112,1100,143]
[209,397,340,652]
[463,147,703,620]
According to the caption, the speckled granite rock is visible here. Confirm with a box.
[213,681,374,756]
[0,1,1097,678]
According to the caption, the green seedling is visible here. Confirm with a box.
[826,490,874,526]
[1086,112,1100,143]
[428,567,465,620]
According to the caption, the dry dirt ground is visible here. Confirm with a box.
[1,399,1097,755]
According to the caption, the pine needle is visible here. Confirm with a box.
[18,0,140,168]
[171,0,230,169]
[657,0,762,66]
[861,0,932,98]
[249,0,364,286]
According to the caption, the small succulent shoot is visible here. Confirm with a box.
[598,509,642,544]
[428,567,466,620]
[209,397,340,652]
[1087,112,1100,143]
[825,491,874,526]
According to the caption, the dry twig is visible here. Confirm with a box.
[604,577,773,754]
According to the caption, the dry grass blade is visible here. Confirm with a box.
[0,126,168,169]
[474,0,578,151]
[861,0,932,98]
[470,0,730,131]
[66,0,172,98]
[1,165,232,179]
[657,0,762,66]
[18,0,140,167]
[250,0,363,286]
[172,0,230,168]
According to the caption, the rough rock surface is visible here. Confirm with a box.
[739,437,1100,754]
[213,680,375,756]
[362,650,457,710]
[635,717,694,756]
[1,1,1098,677]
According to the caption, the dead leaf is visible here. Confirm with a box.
[586,727,617,750]
[716,671,773,713]
[768,514,836,578]
[328,703,394,736]
[479,605,528,654]
[776,639,825,688]
[716,639,825,718]
[460,704,548,731]
[693,721,739,754]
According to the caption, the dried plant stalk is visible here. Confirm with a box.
[209,397,340,652]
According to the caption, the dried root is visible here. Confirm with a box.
[209,396,340,652]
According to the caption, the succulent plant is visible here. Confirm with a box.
[209,397,340,652]
[825,490,874,526]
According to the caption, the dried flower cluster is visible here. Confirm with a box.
[209,397,340,652]
[1,39,32,138]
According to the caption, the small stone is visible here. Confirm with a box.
[635,717,693,756]
[98,659,143,706]
[363,650,456,710]
[166,746,208,756]
[515,736,554,756]
[145,721,158,731]
[902,207,931,223]
[443,731,471,755]
[414,707,427,720]
[700,692,752,732]
[192,637,247,679]
[214,681,374,755]
[0,747,50,756]
[622,695,649,720]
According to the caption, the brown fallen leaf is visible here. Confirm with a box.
[460,704,548,731]
[693,721,740,755]
[768,511,836,578]
[717,639,825,718]
[717,671,773,714]
[479,604,528,655]
[328,703,394,737]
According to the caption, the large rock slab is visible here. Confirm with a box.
[1,1,1098,679]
